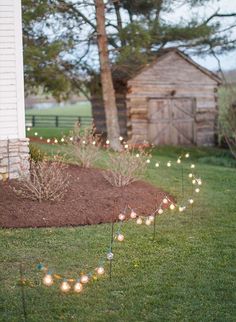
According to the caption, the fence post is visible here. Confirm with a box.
[55,116,59,128]
[32,115,35,127]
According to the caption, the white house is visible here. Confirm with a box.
[0,0,29,180]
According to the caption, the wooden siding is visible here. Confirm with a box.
[0,0,25,140]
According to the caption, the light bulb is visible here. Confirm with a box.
[163,198,168,204]
[43,273,53,286]
[170,204,175,210]
[117,234,124,242]
[158,208,163,215]
[124,144,128,149]
[189,173,193,178]
[155,162,160,167]
[107,252,114,260]
[106,139,110,145]
[185,153,190,158]
[192,179,196,184]
[145,218,151,226]
[80,275,89,284]
[60,280,71,292]
[119,136,123,141]
[82,140,86,144]
[198,179,202,185]
[34,132,38,136]
[177,159,181,164]
[195,188,200,193]
[92,141,96,145]
[118,213,125,221]
[136,218,142,225]
[96,267,105,275]
[74,281,83,293]
[179,206,185,212]
[40,136,43,140]
[167,161,171,167]
[54,139,58,143]
[149,215,154,222]
[146,159,151,164]
[136,153,140,158]
[189,199,194,204]
[191,164,195,169]
[130,210,137,219]
[69,137,73,141]
[27,127,31,131]
[47,139,50,143]
[61,138,65,142]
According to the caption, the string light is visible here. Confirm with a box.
[130,210,137,219]
[69,137,73,141]
[82,140,86,144]
[191,164,195,169]
[54,139,58,144]
[158,208,163,215]
[179,206,186,212]
[119,136,123,141]
[40,136,43,140]
[136,218,142,225]
[61,138,65,143]
[96,267,105,275]
[27,127,31,131]
[118,213,125,221]
[60,279,71,292]
[192,179,196,184]
[47,139,50,143]
[34,132,38,136]
[74,281,83,293]
[43,273,53,286]
[167,161,171,167]
[185,153,190,158]
[145,218,152,226]
[177,158,181,164]
[195,188,200,193]
[80,275,89,284]
[136,153,140,158]
[107,252,114,260]
[92,141,96,145]
[149,215,154,222]
[124,144,128,149]
[146,159,151,164]
[163,198,168,204]
[189,199,194,204]
[155,162,160,167]
[117,233,124,241]
[189,173,193,178]
[169,204,175,210]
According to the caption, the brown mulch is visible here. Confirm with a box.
[0,165,173,228]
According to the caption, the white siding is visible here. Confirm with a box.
[0,0,25,139]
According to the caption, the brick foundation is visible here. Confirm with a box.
[0,138,29,180]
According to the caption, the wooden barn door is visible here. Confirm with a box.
[148,98,195,145]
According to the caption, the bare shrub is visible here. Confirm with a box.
[102,147,151,187]
[67,123,101,168]
[13,160,70,202]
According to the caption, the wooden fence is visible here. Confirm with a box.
[25,115,93,128]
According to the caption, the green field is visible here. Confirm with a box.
[0,145,236,321]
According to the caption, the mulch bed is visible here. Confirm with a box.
[0,165,173,228]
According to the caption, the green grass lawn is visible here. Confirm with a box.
[1,146,236,321]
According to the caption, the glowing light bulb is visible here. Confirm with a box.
[96,267,105,275]
[118,213,125,221]
[74,281,83,293]
[198,179,202,185]
[163,198,168,204]
[47,139,50,143]
[27,127,31,131]
[92,141,96,145]
[167,161,171,167]
[179,206,185,212]
[145,218,152,226]
[61,138,65,142]
[185,153,190,158]
[189,199,194,204]
[146,159,151,164]
[82,140,86,144]
[192,179,196,184]
[80,275,89,284]
[107,252,114,260]
[119,136,123,141]
[158,208,163,215]
[170,204,175,210]
[189,173,193,178]
[149,215,154,222]
[54,139,58,143]
[155,162,160,167]
[195,188,200,193]
[60,280,71,292]
[177,158,181,164]
[191,164,195,169]
[43,273,53,286]
[136,218,142,225]
[69,137,73,141]
[124,144,129,149]
[117,234,124,241]
[136,153,140,158]
[34,132,38,136]
[130,210,137,219]
[40,136,43,140]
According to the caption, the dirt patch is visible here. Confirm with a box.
[0,165,173,228]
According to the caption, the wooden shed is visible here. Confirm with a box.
[92,48,221,146]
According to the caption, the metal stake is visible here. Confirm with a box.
[19,263,27,322]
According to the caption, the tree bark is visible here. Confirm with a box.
[95,0,121,151]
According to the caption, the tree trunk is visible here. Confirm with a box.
[95,0,121,151]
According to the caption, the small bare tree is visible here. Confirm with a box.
[102,147,151,187]
[13,160,70,202]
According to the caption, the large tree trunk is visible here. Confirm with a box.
[95,0,121,151]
